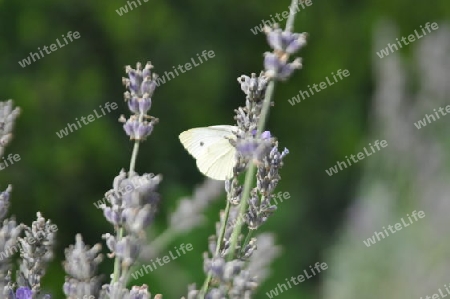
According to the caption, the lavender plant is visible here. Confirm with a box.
[0,101,55,299]
[0,101,41,298]
[97,61,162,299]
[0,0,307,298]
[184,1,307,297]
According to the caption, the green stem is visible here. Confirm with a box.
[240,229,254,256]
[198,199,231,298]
[226,81,275,261]
[111,113,143,288]
[129,139,140,174]
[111,227,124,285]
[285,0,298,32]
[216,200,231,256]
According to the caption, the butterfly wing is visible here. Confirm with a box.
[196,138,236,180]
[179,125,237,180]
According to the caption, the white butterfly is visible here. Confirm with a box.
[179,125,237,181]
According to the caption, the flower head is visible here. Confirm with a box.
[237,73,269,100]
[121,115,157,141]
[120,63,159,141]
[0,185,12,221]
[265,25,307,54]
[236,130,274,160]
[14,287,32,299]
[123,62,158,98]
[263,25,306,80]
[264,52,302,80]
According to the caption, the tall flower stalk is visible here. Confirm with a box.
[194,0,307,297]
[97,62,162,299]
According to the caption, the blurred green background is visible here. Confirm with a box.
[0,0,449,298]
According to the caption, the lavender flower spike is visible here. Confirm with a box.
[120,62,159,141]
[63,234,103,299]
[0,100,20,158]
[191,1,304,297]
[17,212,56,297]
[265,25,307,54]
[100,62,162,299]
[0,185,12,222]
[0,186,20,295]
[263,24,306,80]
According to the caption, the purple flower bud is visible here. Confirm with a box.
[136,122,153,140]
[15,287,32,299]
[124,205,154,233]
[125,62,158,99]
[264,52,282,78]
[265,26,307,54]
[285,33,307,54]
[127,96,140,114]
[115,236,140,261]
[141,78,157,98]
[126,67,142,95]
[278,58,302,80]
[138,97,152,114]
[129,285,151,299]
[123,118,139,138]
[250,130,271,139]
[264,52,281,75]
[266,27,283,51]
[278,64,296,80]
[142,62,153,78]
[236,140,260,156]
[102,233,116,253]
[237,73,268,99]
[261,131,271,140]
[103,207,121,226]
[209,257,225,278]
